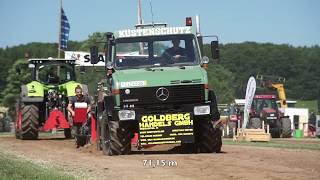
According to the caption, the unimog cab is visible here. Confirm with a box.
[90,24,222,155]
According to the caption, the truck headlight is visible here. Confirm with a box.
[118,110,136,120]
[194,105,210,115]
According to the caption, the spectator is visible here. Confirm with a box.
[67,85,91,118]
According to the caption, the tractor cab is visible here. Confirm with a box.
[252,95,278,116]
[28,59,76,85]
[249,94,292,138]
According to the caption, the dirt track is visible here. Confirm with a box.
[0,135,319,180]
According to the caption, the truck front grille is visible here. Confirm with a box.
[120,84,204,106]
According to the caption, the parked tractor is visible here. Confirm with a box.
[89,21,222,155]
[0,106,11,132]
[247,75,292,138]
[15,58,89,140]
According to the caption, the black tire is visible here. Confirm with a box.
[250,118,262,129]
[281,118,292,138]
[212,128,222,153]
[101,113,131,156]
[75,126,88,147]
[195,119,222,153]
[228,121,237,138]
[271,120,281,138]
[21,104,39,140]
[64,128,72,139]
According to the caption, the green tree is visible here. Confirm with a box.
[1,59,31,115]
[207,64,236,103]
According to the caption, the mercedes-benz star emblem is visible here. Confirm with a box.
[156,87,169,101]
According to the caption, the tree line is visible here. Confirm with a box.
[0,33,319,112]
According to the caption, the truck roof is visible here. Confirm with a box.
[114,26,196,39]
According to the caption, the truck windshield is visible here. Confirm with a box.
[114,34,200,69]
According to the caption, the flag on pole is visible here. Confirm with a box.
[60,7,70,50]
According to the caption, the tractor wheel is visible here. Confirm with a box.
[195,119,222,153]
[250,118,262,129]
[228,121,237,138]
[271,120,281,138]
[281,118,292,138]
[20,104,39,140]
[75,126,88,148]
[101,113,131,156]
[64,128,72,139]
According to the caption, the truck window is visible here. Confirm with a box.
[114,34,199,69]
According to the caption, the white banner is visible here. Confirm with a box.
[64,51,105,66]
[243,76,256,129]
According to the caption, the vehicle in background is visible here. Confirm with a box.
[249,95,292,138]
[15,58,89,140]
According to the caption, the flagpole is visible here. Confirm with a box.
[138,0,142,25]
[138,0,144,54]
[58,0,62,58]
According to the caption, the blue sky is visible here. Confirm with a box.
[1,0,319,48]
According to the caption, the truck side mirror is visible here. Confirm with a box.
[90,46,99,64]
[211,40,220,60]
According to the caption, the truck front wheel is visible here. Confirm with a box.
[195,119,222,153]
[100,113,131,156]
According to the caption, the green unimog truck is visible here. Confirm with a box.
[90,23,222,155]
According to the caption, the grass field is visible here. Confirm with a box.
[223,138,320,150]
[0,152,75,180]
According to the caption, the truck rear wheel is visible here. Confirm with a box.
[281,118,292,138]
[101,113,131,156]
[250,118,262,129]
[21,104,39,140]
[196,119,222,153]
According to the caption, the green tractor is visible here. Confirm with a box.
[15,58,88,140]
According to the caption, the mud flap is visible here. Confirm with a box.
[91,114,97,142]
